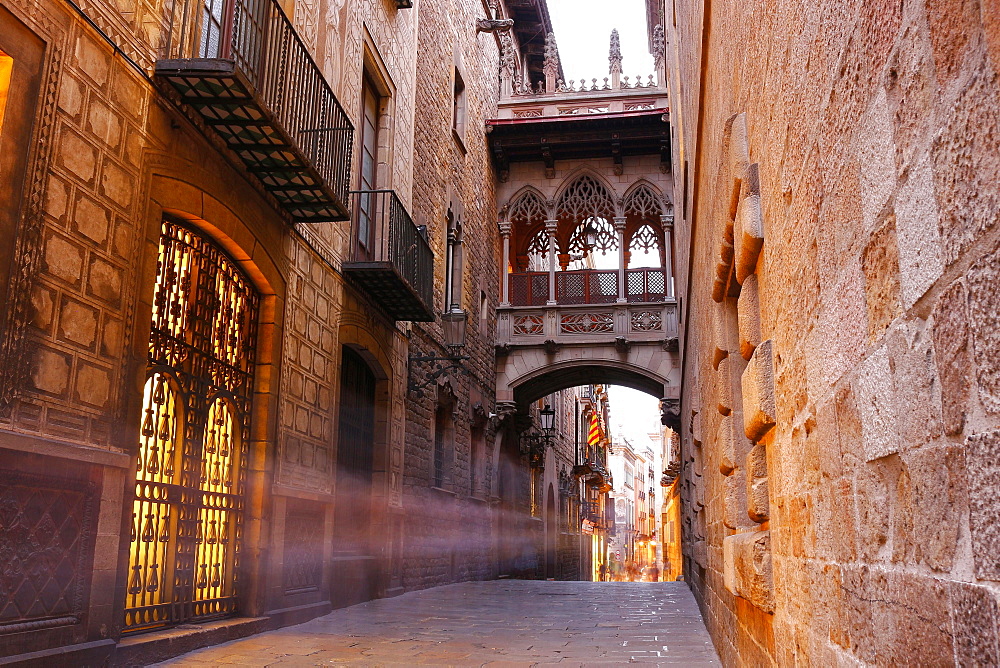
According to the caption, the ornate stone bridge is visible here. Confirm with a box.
[488,48,679,427]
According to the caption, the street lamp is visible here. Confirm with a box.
[539,404,555,435]
[407,309,470,396]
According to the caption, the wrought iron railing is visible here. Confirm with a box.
[509,268,669,306]
[160,0,353,209]
[347,190,434,310]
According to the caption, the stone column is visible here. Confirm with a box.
[614,216,627,303]
[545,219,558,305]
[661,213,674,298]
[499,221,512,306]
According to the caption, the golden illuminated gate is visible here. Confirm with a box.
[124,220,259,633]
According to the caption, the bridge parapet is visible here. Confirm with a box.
[497,301,677,348]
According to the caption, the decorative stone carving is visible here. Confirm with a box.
[477,18,514,33]
[737,273,761,360]
[560,312,614,334]
[652,24,666,71]
[660,397,680,429]
[609,29,623,75]
[543,33,560,93]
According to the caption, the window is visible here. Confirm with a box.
[356,76,381,259]
[125,220,259,633]
[433,399,455,489]
[0,49,12,134]
[452,67,466,143]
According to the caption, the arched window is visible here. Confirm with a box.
[125,220,259,633]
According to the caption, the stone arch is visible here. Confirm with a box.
[500,352,677,407]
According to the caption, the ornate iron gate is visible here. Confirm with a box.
[124,220,259,633]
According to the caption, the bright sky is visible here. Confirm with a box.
[607,386,661,445]
[547,0,655,86]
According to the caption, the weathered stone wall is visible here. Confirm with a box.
[402,0,503,591]
[0,0,455,659]
[665,0,1000,663]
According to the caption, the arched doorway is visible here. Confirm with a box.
[335,347,377,556]
[545,483,557,579]
[125,219,260,633]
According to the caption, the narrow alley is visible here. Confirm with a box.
[148,582,718,666]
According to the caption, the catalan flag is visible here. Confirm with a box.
[588,411,602,446]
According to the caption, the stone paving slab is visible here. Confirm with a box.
[151,581,719,667]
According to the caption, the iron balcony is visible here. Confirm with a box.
[344,190,435,322]
[155,0,353,223]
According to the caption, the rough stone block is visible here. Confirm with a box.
[717,355,733,416]
[908,445,966,571]
[855,462,890,562]
[932,281,969,435]
[692,539,707,568]
[691,410,702,447]
[719,414,735,475]
[931,62,1000,265]
[746,443,769,523]
[886,320,943,447]
[895,154,943,309]
[741,340,776,441]
[722,530,773,612]
[734,191,764,284]
[737,273,761,360]
[967,429,1000,579]
[967,241,1000,414]
[853,344,900,461]
[949,581,1000,666]
[726,113,750,192]
[724,470,755,531]
[861,216,902,344]
[857,88,896,233]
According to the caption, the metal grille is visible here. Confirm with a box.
[509,272,549,306]
[556,269,618,304]
[125,220,259,634]
[627,268,668,303]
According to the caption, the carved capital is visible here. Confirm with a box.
[498,221,512,236]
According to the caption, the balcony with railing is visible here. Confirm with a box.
[156,0,353,222]
[343,190,434,322]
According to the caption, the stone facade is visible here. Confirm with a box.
[656,0,1000,663]
[0,0,588,662]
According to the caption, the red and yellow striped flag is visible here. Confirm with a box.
[588,411,602,446]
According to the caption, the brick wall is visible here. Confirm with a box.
[666,0,1000,664]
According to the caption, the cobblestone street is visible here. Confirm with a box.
[153,581,718,666]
